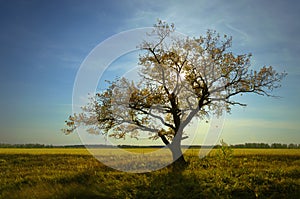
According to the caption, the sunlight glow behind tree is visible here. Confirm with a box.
[63,20,286,167]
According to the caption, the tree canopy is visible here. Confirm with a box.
[63,20,286,164]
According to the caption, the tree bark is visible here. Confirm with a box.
[168,134,188,170]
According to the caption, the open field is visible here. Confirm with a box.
[0,148,299,198]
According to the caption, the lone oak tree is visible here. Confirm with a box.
[63,21,286,167]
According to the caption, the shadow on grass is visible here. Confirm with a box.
[1,153,300,198]
[55,167,256,199]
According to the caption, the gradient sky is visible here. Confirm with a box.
[0,0,299,145]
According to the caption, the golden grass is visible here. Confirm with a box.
[1,147,299,198]
[0,148,90,155]
[1,148,299,156]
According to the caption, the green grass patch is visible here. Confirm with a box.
[0,148,299,198]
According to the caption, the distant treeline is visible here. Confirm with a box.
[229,143,300,149]
[0,143,55,148]
[0,142,299,149]
[0,143,300,149]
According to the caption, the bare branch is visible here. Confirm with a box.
[63,21,286,151]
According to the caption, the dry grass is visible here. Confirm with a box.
[1,148,299,198]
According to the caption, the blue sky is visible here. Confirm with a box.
[0,0,299,145]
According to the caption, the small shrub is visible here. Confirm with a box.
[216,139,233,167]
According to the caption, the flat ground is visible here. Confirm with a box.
[0,148,299,198]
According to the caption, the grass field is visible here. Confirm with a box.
[0,148,299,198]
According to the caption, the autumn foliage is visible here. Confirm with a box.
[63,20,286,165]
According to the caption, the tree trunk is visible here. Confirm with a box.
[160,130,188,170]
[169,141,187,170]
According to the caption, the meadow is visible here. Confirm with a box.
[0,148,299,198]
